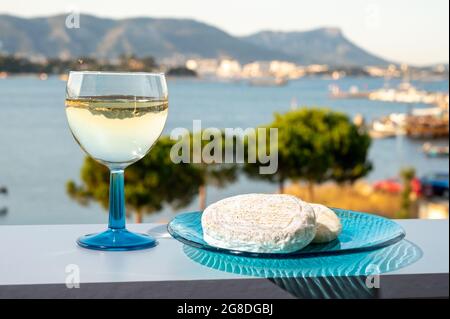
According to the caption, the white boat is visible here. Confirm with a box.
[329,84,369,99]
[248,77,287,87]
[368,82,448,105]
[370,113,406,138]
[412,107,444,117]
[423,143,450,157]
[371,120,397,138]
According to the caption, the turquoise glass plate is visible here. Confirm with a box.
[167,209,406,258]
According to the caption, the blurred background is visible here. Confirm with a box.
[0,0,448,225]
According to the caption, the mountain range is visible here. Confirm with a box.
[0,14,390,66]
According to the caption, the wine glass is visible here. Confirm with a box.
[65,71,168,251]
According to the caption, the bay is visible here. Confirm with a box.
[0,76,448,225]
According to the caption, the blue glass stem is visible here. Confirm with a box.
[77,168,157,250]
[108,169,126,230]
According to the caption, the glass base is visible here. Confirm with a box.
[77,228,158,251]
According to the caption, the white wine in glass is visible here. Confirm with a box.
[65,72,168,251]
[66,96,168,166]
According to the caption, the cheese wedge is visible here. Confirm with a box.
[201,194,316,253]
[310,203,342,244]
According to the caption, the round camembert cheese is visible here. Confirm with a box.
[310,203,342,244]
[201,194,317,253]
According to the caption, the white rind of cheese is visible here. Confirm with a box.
[201,194,317,253]
[310,203,342,244]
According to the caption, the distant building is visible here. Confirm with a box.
[185,59,219,77]
[365,66,387,77]
[365,65,401,78]
[242,61,272,78]
[241,60,305,79]
[269,61,304,79]
[160,54,187,68]
[186,58,307,79]
[305,64,329,74]
[216,59,242,78]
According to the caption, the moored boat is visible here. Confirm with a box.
[369,113,407,138]
[248,77,287,87]
[422,143,449,157]
[406,116,449,138]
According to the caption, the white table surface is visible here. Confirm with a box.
[0,219,448,286]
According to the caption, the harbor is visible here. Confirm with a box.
[330,81,449,140]
[331,80,449,219]
[0,75,448,224]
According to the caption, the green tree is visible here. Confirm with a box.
[243,108,372,200]
[328,115,372,185]
[140,56,158,70]
[397,167,416,219]
[67,137,204,223]
[171,130,238,210]
[196,163,237,211]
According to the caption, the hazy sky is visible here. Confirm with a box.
[1,0,448,65]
